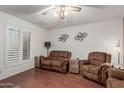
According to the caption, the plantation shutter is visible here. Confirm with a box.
[7,25,21,63]
[23,31,31,60]
[5,24,31,68]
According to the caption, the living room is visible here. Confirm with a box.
[0,0,124,90]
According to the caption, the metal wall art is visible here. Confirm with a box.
[74,32,88,41]
[58,34,69,42]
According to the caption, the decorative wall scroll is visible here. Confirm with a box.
[74,32,88,41]
[58,34,69,42]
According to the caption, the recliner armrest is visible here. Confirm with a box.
[99,63,112,73]
[100,63,111,68]
[108,69,124,80]
[62,59,69,66]
[107,77,124,88]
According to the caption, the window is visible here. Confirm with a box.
[5,23,31,67]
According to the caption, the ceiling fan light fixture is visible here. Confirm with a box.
[42,5,81,20]
[60,12,65,19]
[64,11,68,16]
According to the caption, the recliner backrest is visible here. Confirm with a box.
[88,51,111,65]
[49,50,71,59]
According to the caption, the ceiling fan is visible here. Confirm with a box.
[42,5,82,20]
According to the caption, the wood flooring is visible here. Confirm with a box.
[0,68,104,88]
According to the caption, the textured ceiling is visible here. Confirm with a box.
[0,5,124,30]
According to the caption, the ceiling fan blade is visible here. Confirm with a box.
[42,7,55,15]
[84,5,104,8]
[68,6,81,12]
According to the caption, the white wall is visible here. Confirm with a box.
[47,19,123,65]
[0,11,47,80]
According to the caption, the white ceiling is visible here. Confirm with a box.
[0,5,124,30]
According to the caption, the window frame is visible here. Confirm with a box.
[4,23,32,68]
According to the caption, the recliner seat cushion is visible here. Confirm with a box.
[42,60,51,66]
[51,60,64,67]
[81,65,99,75]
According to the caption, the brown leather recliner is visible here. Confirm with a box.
[40,50,71,73]
[80,51,111,84]
[107,69,124,88]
